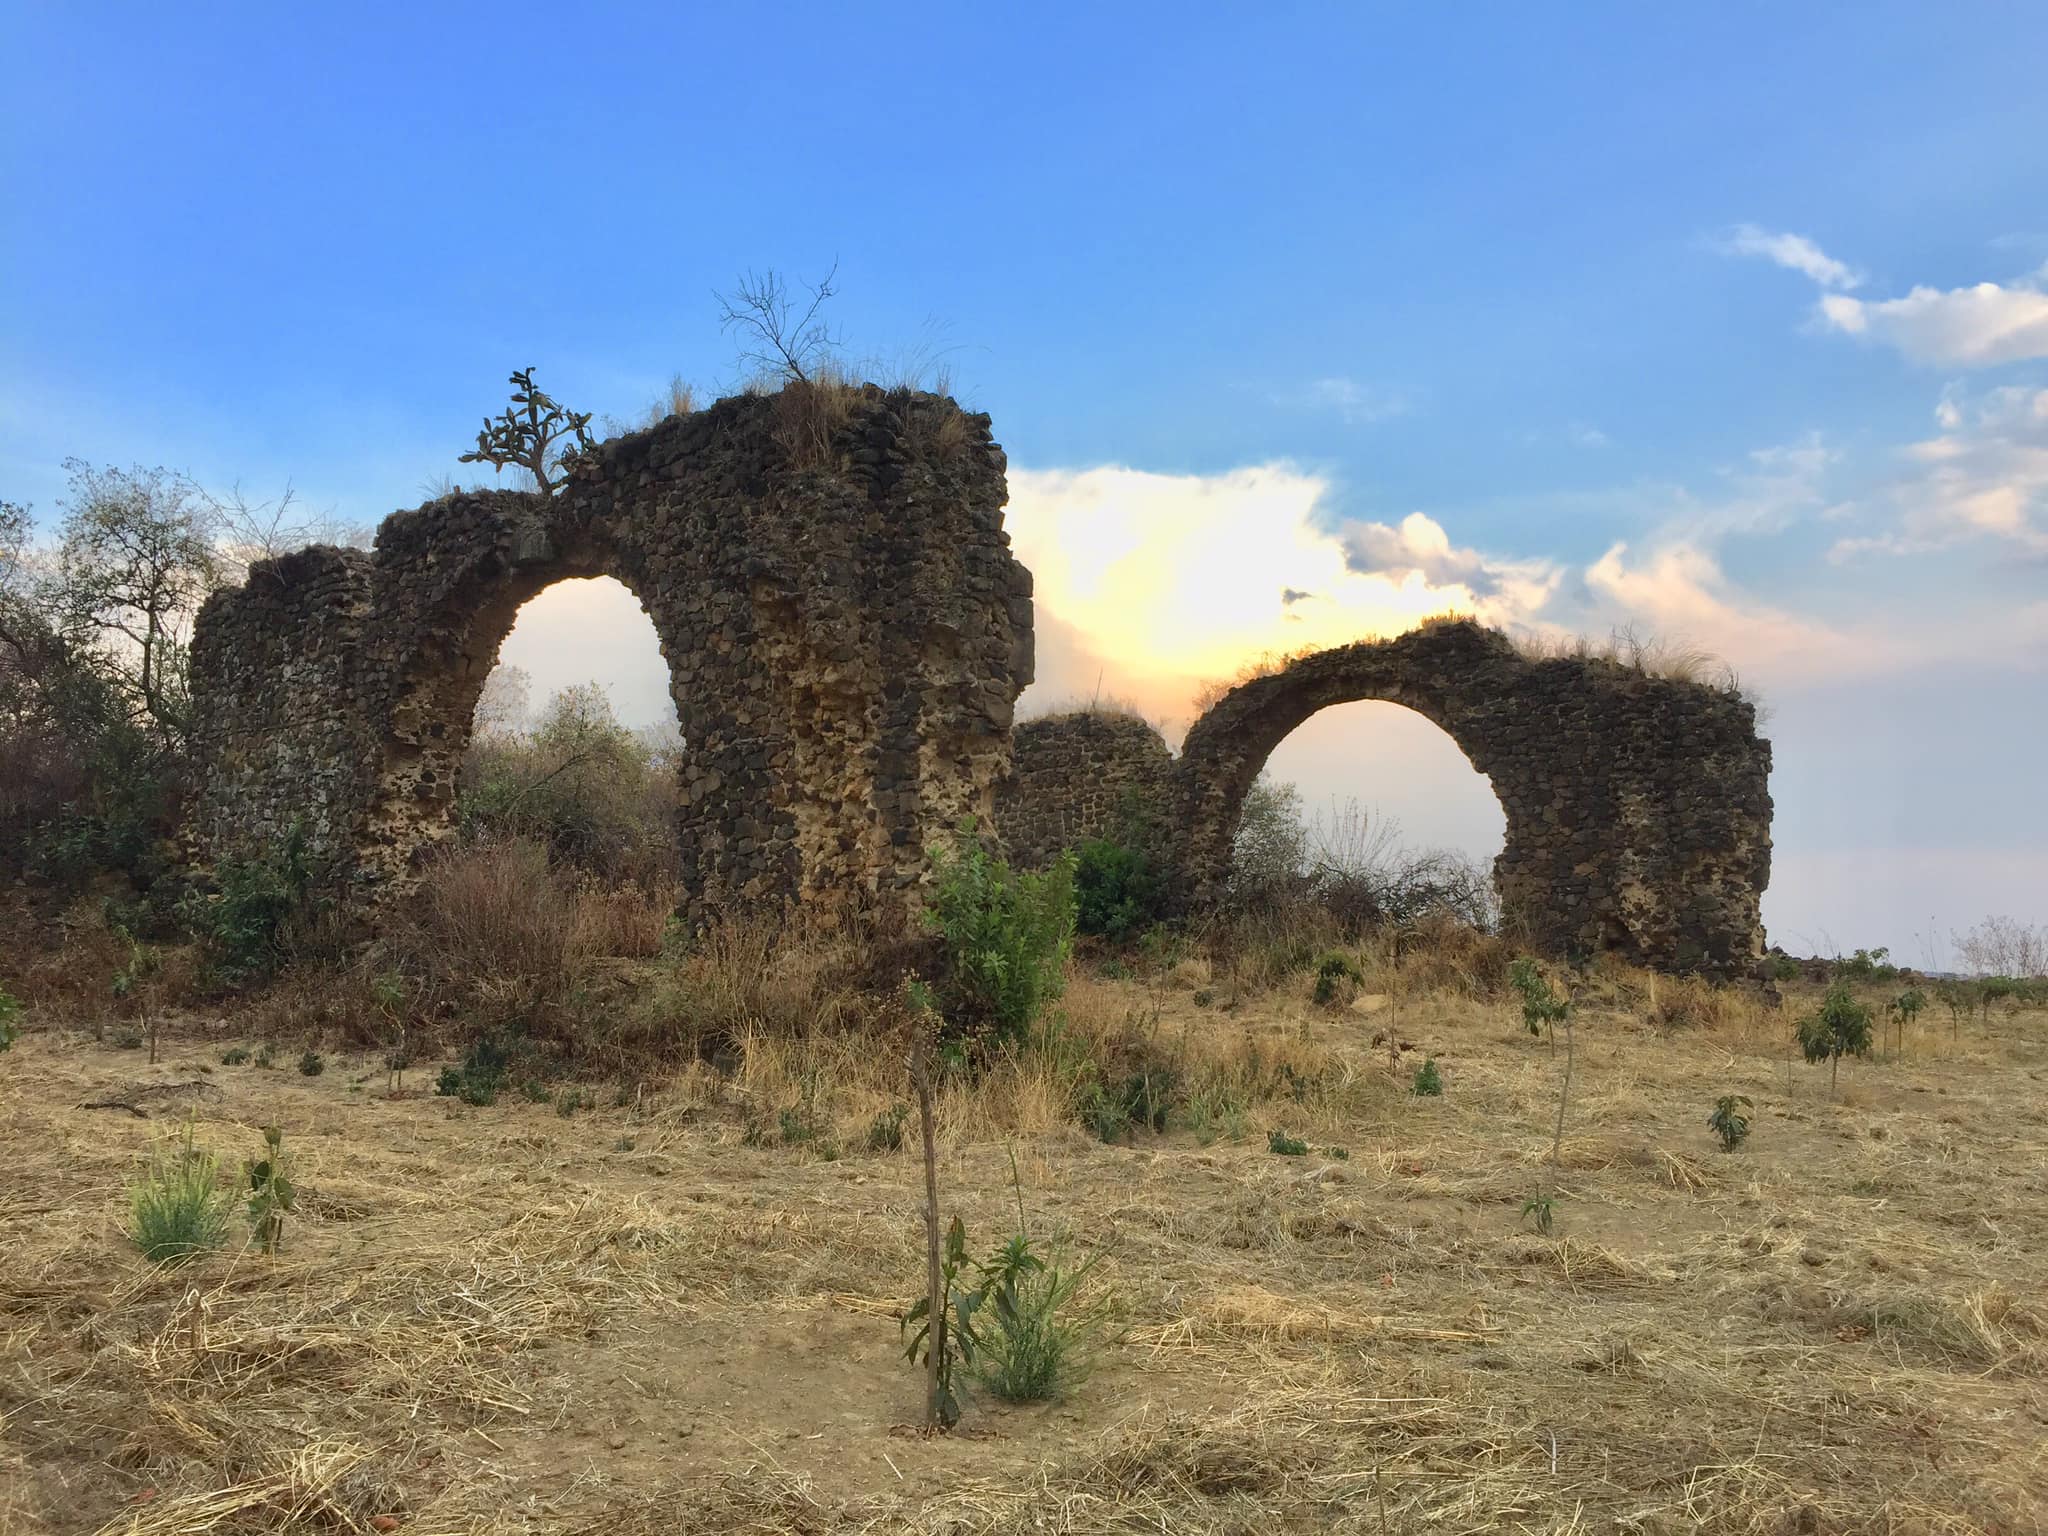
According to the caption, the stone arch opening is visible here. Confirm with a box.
[1175,621,1772,971]
[1260,697,1506,872]
[186,386,1035,925]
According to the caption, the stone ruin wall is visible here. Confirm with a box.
[188,392,1772,974]
[188,386,1034,924]
[995,712,1177,870]
[998,622,1772,975]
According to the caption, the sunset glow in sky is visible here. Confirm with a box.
[5,4,2042,960]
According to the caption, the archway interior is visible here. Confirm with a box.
[460,575,684,885]
[1254,698,1506,909]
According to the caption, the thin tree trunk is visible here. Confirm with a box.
[1546,1021,1574,1201]
[911,1028,942,1430]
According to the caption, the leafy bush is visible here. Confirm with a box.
[1708,1093,1752,1151]
[127,1124,231,1264]
[298,1050,324,1077]
[1797,982,1873,1093]
[0,986,19,1052]
[435,1031,518,1106]
[927,820,1076,1046]
[1267,1129,1309,1156]
[1311,950,1362,1006]
[1832,947,1900,984]
[220,1045,250,1065]
[1412,1057,1443,1096]
[1073,835,1164,944]
[183,823,320,984]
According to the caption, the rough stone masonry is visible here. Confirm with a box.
[188,386,1771,970]
[188,386,1033,924]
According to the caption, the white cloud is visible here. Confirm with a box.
[1005,465,1554,727]
[1832,385,2048,559]
[1722,224,1862,290]
[1817,281,2048,367]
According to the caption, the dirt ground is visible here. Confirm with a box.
[3,975,2044,1535]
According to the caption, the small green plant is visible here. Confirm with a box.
[967,1228,1103,1403]
[1708,1093,1752,1151]
[865,1104,909,1153]
[1765,953,1801,983]
[298,1050,324,1077]
[1521,1193,1556,1235]
[127,1122,231,1265]
[1412,1057,1443,1096]
[254,1043,275,1069]
[182,822,320,985]
[244,1125,296,1255]
[0,987,20,1052]
[1267,1129,1309,1157]
[1509,957,1570,1053]
[221,1046,251,1066]
[1311,950,1362,1006]
[1797,982,1873,1095]
[902,1213,981,1429]
[1322,1145,1350,1159]
[1936,980,1974,1039]
[111,936,163,1064]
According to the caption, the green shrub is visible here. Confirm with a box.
[1412,1057,1443,1096]
[1073,836,1164,945]
[1267,1129,1309,1156]
[927,819,1076,1046]
[0,987,19,1052]
[1708,1093,1752,1150]
[220,1046,250,1066]
[435,1031,517,1106]
[297,1051,324,1077]
[1311,950,1362,1006]
[182,823,321,984]
[1797,982,1873,1093]
[127,1125,231,1264]
[1832,947,1899,984]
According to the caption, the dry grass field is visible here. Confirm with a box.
[3,959,2044,1535]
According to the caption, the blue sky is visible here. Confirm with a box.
[4,4,2042,961]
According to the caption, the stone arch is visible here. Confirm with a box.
[187,386,1035,924]
[1175,620,1771,972]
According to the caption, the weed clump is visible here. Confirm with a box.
[0,986,20,1051]
[127,1123,231,1264]
[1267,1129,1309,1157]
[1412,1057,1444,1096]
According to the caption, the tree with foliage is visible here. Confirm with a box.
[926,819,1076,1047]
[459,369,595,497]
[1797,982,1873,1095]
[1886,988,1926,1057]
